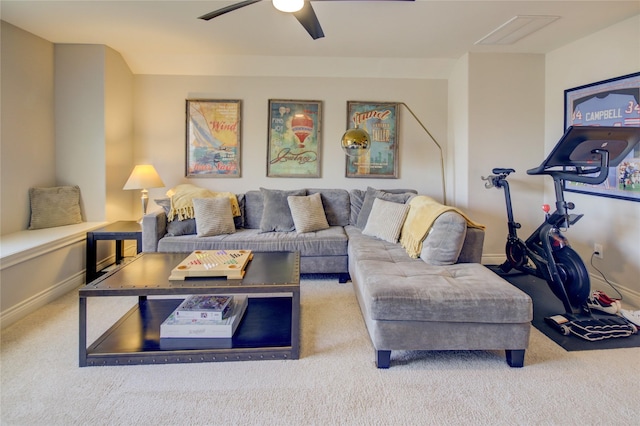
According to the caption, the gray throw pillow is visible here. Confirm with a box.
[356,187,414,229]
[362,198,410,243]
[155,198,196,236]
[287,192,330,234]
[420,211,468,265]
[259,188,306,232]
[193,198,236,237]
[29,185,83,230]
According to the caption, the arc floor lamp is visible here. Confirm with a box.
[342,102,446,205]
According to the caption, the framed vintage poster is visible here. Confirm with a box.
[345,101,399,178]
[267,100,322,177]
[186,99,241,178]
[564,72,640,202]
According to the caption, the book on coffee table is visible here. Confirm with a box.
[174,294,233,321]
[160,295,248,338]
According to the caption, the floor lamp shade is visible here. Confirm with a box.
[123,164,165,217]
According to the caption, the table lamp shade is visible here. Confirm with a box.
[123,165,164,190]
[124,165,165,219]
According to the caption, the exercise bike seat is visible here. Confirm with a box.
[492,168,515,175]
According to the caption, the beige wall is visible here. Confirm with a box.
[545,15,640,306]
[467,53,546,261]
[133,75,449,208]
[105,47,135,222]
[0,21,55,235]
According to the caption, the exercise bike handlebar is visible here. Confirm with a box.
[526,149,610,185]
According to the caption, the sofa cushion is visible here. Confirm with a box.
[158,226,348,257]
[419,211,467,265]
[307,189,350,226]
[29,185,83,230]
[355,187,415,229]
[362,198,410,243]
[259,188,306,232]
[193,197,236,237]
[287,193,330,234]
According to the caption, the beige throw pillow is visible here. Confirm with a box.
[287,193,330,234]
[362,198,410,243]
[193,197,236,237]
[29,185,83,230]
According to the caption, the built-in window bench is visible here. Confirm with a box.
[0,222,107,329]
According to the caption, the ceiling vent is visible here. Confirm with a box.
[475,15,560,45]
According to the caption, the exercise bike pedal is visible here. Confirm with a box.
[568,213,583,226]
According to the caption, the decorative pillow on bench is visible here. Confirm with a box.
[28,185,83,230]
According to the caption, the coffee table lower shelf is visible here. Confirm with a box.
[82,297,295,366]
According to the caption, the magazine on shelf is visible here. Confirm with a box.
[160,295,248,338]
[174,294,233,321]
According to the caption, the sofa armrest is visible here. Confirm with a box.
[457,227,485,263]
[142,209,167,252]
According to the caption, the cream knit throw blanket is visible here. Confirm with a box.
[400,195,485,258]
[166,184,240,221]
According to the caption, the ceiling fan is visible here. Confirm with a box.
[198,0,415,40]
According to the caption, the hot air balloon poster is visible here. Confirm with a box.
[186,99,241,178]
[345,101,399,179]
[268,99,322,178]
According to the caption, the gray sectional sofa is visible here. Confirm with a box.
[142,186,532,368]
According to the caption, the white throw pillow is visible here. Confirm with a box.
[193,197,236,237]
[362,198,410,243]
[287,192,330,234]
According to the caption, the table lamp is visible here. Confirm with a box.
[123,164,165,220]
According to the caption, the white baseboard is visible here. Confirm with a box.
[0,271,84,329]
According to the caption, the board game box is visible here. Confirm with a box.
[169,250,253,280]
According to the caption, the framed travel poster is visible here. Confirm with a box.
[345,101,399,178]
[267,99,322,177]
[564,72,640,202]
[186,99,241,178]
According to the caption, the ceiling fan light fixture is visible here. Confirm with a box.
[273,0,304,13]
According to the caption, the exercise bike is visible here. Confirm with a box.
[483,126,640,339]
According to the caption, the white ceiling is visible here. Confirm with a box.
[2,0,639,76]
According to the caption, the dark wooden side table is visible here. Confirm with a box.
[85,221,142,283]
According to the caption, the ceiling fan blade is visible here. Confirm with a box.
[198,0,263,21]
[293,2,325,39]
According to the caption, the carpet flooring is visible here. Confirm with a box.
[2,276,640,425]
[491,266,640,351]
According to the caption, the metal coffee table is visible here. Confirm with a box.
[79,251,300,367]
